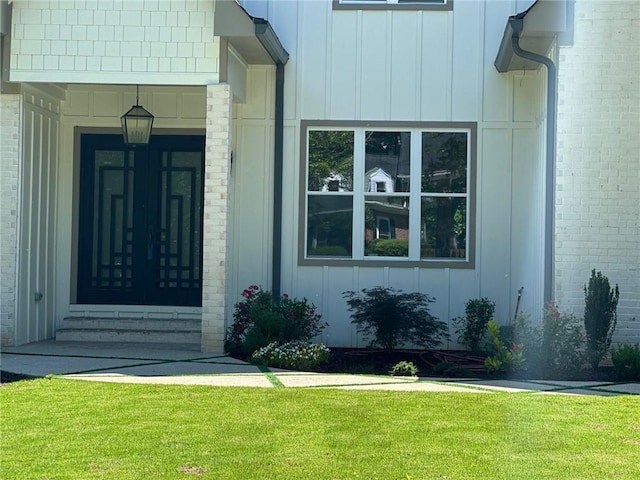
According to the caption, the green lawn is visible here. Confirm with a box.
[1,378,638,479]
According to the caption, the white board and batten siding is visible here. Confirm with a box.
[2,85,61,345]
[229,66,277,308]
[241,0,547,348]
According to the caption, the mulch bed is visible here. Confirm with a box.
[315,348,484,377]
[313,348,619,382]
[0,371,38,385]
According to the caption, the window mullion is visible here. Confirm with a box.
[352,129,365,259]
[408,130,422,260]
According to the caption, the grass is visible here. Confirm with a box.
[1,378,639,479]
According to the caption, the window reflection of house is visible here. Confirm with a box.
[364,198,410,257]
[305,126,471,262]
[366,167,393,193]
[321,174,349,192]
[364,198,409,241]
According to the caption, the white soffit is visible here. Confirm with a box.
[214,0,289,66]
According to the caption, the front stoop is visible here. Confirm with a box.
[56,318,201,345]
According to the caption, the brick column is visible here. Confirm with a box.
[0,94,22,347]
[201,84,232,352]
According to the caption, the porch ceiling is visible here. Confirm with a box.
[214,0,289,66]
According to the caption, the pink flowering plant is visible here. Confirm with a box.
[539,302,586,377]
[511,302,586,378]
[225,285,327,356]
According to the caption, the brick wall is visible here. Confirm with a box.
[201,84,232,352]
[0,94,21,346]
[10,0,219,83]
[555,0,640,344]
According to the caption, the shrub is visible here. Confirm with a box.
[484,319,525,374]
[512,305,586,379]
[540,303,586,377]
[251,341,331,371]
[343,287,448,350]
[454,298,495,353]
[611,344,640,381]
[225,285,326,356]
[584,269,620,369]
[390,361,418,376]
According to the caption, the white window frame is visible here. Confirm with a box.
[299,120,476,269]
[376,216,392,240]
[333,0,452,11]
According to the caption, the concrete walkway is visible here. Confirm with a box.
[2,341,638,396]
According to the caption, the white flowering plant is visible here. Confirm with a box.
[251,340,331,371]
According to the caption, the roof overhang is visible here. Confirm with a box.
[494,0,570,73]
[214,0,289,66]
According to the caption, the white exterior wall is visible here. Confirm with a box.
[0,85,60,346]
[9,0,219,84]
[17,85,60,344]
[228,65,275,306]
[0,93,21,346]
[240,0,547,347]
[556,0,640,344]
[5,0,550,349]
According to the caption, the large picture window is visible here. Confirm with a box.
[300,121,476,268]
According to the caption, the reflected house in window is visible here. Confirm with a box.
[366,167,393,193]
[321,173,349,192]
[364,146,411,257]
[304,125,472,262]
[365,198,409,241]
[364,166,409,244]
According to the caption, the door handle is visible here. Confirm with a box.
[147,230,154,260]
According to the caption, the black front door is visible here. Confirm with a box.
[77,134,205,306]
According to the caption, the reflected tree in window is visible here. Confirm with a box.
[307,196,353,257]
[308,131,354,192]
[421,197,466,258]
[422,132,467,193]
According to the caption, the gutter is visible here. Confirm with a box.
[509,16,557,304]
[252,18,288,299]
[271,62,284,298]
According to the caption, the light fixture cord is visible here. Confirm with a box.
[136,84,139,106]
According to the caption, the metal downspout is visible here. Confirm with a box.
[272,62,285,298]
[509,17,557,304]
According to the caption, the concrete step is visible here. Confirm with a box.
[56,317,201,345]
[60,317,201,332]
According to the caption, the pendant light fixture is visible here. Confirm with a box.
[121,85,154,146]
